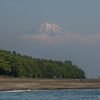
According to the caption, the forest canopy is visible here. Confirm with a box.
[0,49,85,78]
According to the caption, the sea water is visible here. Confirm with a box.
[0,89,100,100]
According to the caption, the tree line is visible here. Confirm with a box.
[0,49,85,78]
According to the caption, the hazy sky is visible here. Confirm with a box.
[0,0,100,78]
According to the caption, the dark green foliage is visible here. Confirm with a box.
[0,49,85,78]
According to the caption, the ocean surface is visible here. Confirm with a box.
[0,89,100,100]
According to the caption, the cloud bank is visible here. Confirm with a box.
[20,33,100,45]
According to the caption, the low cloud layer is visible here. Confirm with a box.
[20,33,100,46]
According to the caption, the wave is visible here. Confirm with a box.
[1,88,100,93]
[1,89,32,93]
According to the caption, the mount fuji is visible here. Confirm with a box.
[28,23,68,37]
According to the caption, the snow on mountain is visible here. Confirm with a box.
[28,23,68,37]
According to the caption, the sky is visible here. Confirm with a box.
[0,0,100,78]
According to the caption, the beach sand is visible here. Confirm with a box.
[0,78,100,91]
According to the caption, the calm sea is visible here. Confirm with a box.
[0,89,100,100]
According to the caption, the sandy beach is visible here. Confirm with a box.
[0,78,100,91]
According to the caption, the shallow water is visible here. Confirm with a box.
[0,89,100,100]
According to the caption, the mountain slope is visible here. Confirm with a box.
[28,23,68,37]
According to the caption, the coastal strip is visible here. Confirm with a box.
[0,78,100,91]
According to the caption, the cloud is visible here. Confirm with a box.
[19,33,100,45]
[20,34,67,44]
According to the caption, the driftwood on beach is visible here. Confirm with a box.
[0,78,100,91]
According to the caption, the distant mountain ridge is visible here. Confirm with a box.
[28,23,68,37]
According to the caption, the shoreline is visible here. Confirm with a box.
[0,78,100,91]
[1,88,100,92]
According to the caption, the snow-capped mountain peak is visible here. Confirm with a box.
[28,23,68,37]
